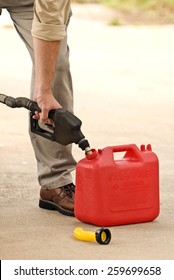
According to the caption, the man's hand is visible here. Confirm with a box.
[33,90,62,123]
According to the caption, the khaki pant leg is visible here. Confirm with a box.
[7,4,76,188]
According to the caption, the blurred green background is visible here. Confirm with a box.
[72,0,174,10]
[72,0,174,24]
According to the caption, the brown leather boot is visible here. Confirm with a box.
[39,183,75,216]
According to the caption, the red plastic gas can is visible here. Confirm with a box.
[75,144,159,226]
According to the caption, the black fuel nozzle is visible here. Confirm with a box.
[32,108,92,152]
[78,138,91,153]
[0,94,91,152]
[47,109,92,153]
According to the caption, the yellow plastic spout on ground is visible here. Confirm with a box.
[74,227,111,245]
[74,227,96,242]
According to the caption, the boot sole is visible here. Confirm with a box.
[39,198,74,217]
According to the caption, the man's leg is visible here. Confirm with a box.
[6,3,76,215]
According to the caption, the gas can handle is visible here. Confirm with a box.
[111,144,143,161]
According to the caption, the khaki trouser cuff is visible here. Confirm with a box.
[32,21,66,41]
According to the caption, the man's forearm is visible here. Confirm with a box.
[32,37,62,123]
[33,37,60,94]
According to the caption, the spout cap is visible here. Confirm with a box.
[95,228,111,245]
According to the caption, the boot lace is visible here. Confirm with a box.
[63,183,75,198]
